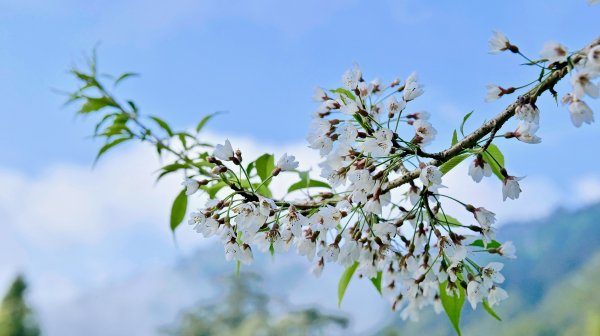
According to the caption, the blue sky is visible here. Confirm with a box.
[0,0,599,334]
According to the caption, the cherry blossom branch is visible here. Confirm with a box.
[382,36,600,193]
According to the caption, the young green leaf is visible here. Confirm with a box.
[436,213,462,227]
[288,179,331,193]
[338,262,359,307]
[94,137,130,165]
[149,116,174,137]
[79,96,117,114]
[439,153,470,175]
[460,111,473,136]
[330,88,356,102]
[196,111,223,133]
[255,153,275,184]
[469,239,502,249]
[114,72,139,86]
[370,271,382,295]
[482,300,502,321]
[439,282,466,336]
[482,143,505,181]
[202,181,228,199]
[452,129,458,146]
[170,189,188,232]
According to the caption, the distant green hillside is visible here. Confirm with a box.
[377,203,600,336]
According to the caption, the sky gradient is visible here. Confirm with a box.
[0,0,599,334]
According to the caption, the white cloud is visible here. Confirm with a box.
[573,175,600,205]
[0,127,589,335]
[442,164,562,225]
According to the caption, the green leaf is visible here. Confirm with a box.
[269,244,275,257]
[330,88,356,102]
[485,144,505,166]
[79,96,117,113]
[482,144,505,181]
[196,111,223,133]
[436,213,462,227]
[287,170,331,193]
[94,137,130,165]
[439,154,470,175]
[469,239,502,249]
[202,181,228,199]
[439,282,465,336]
[255,153,275,184]
[156,163,190,182]
[246,162,255,176]
[149,116,174,137]
[170,189,188,232]
[114,72,139,86]
[288,179,331,193]
[451,129,458,146]
[460,111,473,136]
[370,271,382,295]
[482,300,502,321]
[338,262,359,307]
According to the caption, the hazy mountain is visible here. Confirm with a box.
[379,203,600,335]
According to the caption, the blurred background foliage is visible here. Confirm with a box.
[2,203,600,335]
[160,273,348,336]
[0,275,40,336]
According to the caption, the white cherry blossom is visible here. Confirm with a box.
[276,153,299,171]
[488,31,511,54]
[502,175,524,201]
[419,165,442,187]
[182,178,200,195]
[214,139,234,161]
[540,41,568,64]
[362,128,394,157]
[468,158,493,183]
[569,99,595,127]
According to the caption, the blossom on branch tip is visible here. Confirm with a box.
[239,244,254,264]
[487,286,508,307]
[386,96,406,116]
[362,128,394,157]
[468,157,492,183]
[485,84,515,102]
[571,70,599,99]
[311,257,325,277]
[587,45,600,72]
[213,139,235,161]
[488,31,517,54]
[419,165,442,187]
[467,279,486,309]
[276,153,299,172]
[342,64,361,91]
[312,87,328,102]
[412,119,437,146]
[568,99,595,127]
[514,121,542,144]
[473,207,496,228]
[481,262,505,287]
[540,41,569,64]
[502,175,524,201]
[182,178,200,195]
[403,72,424,101]
[498,241,517,259]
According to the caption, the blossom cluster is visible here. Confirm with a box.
[487,32,598,133]
[181,60,527,321]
